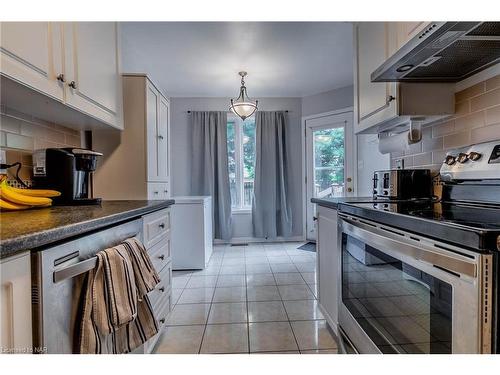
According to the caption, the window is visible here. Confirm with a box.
[227,114,256,210]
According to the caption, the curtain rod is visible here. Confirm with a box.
[187,110,289,113]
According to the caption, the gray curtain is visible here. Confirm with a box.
[252,111,293,239]
[190,111,232,240]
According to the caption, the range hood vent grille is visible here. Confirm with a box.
[371,22,500,83]
[404,40,500,79]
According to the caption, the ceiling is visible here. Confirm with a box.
[120,22,353,98]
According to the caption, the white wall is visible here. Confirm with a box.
[301,86,354,117]
[170,97,303,240]
[356,134,390,196]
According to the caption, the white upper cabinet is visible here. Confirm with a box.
[0,22,64,101]
[63,22,122,128]
[354,22,453,134]
[158,95,170,182]
[146,81,161,181]
[394,22,429,50]
[354,22,398,132]
[0,22,122,130]
[146,79,170,183]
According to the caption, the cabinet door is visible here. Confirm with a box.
[146,81,160,181]
[157,95,170,182]
[0,252,32,353]
[395,22,429,51]
[63,22,121,127]
[354,22,398,131]
[317,206,339,331]
[0,22,64,101]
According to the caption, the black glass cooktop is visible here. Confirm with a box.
[370,201,500,229]
[339,200,500,251]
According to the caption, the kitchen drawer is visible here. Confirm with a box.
[148,237,171,274]
[147,182,169,200]
[143,293,171,354]
[143,208,170,249]
[149,261,172,309]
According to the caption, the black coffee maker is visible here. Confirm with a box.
[35,148,103,205]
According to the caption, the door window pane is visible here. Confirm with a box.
[313,127,345,198]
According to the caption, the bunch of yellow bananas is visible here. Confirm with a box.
[0,176,61,211]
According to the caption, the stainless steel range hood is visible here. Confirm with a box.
[372,22,500,82]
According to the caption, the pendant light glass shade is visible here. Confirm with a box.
[229,71,258,120]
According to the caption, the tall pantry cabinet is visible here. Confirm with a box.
[93,74,171,200]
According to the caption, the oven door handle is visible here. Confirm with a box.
[340,217,478,278]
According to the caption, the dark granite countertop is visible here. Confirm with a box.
[0,200,174,259]
[311,196,375,210]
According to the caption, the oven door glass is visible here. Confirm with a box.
[341,233,452,354]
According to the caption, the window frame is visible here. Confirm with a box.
[227,113,255,212]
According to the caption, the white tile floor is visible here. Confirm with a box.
[153,242,338,354]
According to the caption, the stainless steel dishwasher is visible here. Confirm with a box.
[31,218,143,354]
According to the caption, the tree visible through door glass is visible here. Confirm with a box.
[313,128,345,198]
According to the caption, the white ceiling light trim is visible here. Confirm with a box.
[229,71,258,120]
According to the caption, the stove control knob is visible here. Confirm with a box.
[444,155,456,165]
[469,152,482,161]
[457,153,469,163]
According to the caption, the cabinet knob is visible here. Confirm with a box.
[159,287,165,293]
[347,187,353,193]
[159,318,165,324]
[69,81,77,89]
[387,95,396,104]
[164,190,168,193]
[56,73,66,83]
[158,254,165,260]
[159,223,165,229]
[158,135,164,140]
[154,191,159,195]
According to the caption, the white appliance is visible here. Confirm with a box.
[171,196,213,270]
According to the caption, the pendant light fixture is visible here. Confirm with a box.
[229,71,258,120]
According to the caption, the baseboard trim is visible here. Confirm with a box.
[214,236,305,245]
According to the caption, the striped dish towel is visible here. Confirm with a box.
[78,238,160,354]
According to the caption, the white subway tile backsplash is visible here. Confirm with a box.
[0,107,81,182]
[443,130,471,149]
[471,123,500,144]
[391,74,500,170]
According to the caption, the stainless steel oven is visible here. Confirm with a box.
[337,213,493,354]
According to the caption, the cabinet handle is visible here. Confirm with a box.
[154,191,159,195]
[313,216,318,221]
[164,190,168,194]
[159,223,165,229]
[157,135,164,140]
[159,287,165,293]
[56,73,66,83]
[158,254,165,260]
[69,81,77,89]
[387,95,396,104]
[159,318,165,324]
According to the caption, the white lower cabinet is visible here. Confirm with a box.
[140,208,173,353]
[0,252,33,353]
[316,205,339,335]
